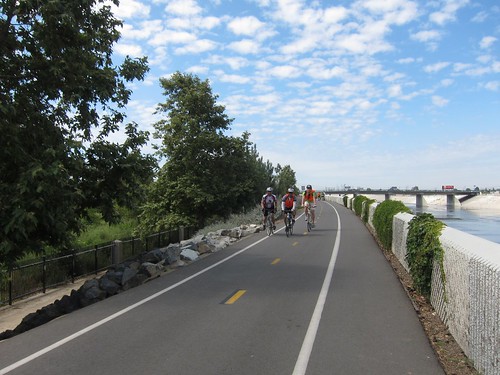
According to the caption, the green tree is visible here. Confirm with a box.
[275,164,297,196]
[0,0,155,268]
[139,72,265,232]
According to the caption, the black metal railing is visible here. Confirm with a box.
[0,226,196,306]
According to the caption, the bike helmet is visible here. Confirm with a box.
[266,187,273,192]
[306,184,312,189]
[288,188,294,193]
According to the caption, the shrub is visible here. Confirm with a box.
[406,213,446,300]
[343,195,348,207]
[362,198,376,223]
[353,195,368,217]
[372,200,411,250]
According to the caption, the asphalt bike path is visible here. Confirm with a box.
[0,201,443,374]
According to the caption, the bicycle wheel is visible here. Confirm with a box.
[307,214,312,232]
[266,216,273,236]
[285,222,290,237]
[290,217,294,235]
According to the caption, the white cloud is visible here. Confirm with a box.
[384,72,405,82]
[204,55,249,70]
[215,71,252,84]
[165,0,202,16]
[479,36,497,49]
[388,84,403,97]
[307,66,346,80]
[227,16,266,36]
[186,65,209,75]
[471,11,488,23]
[267,65,302,79]
[397,57,416,64]
[198,16,221,30]
[482,81,499,91]
[440,78,454,87]
[109,0,150,19]
[432,95,449,107]
[149,30,197,47]
[228,39,261,54]
[114,43,143,57]
[411,30,441,43]
[429,0,470,26]
[175,39,218,54]
[424,62,450,73]
[359,0,418,25]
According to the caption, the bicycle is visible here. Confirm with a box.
[305,205,316,232]
[265,211,275,236]
[284,210,294,237]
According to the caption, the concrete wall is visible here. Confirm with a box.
[327,195,500,375]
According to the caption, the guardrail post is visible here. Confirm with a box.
[179,226,185,241]
[42,255,46,294]
[94,245,98,274]
[8,268,13,306]
[72,250,76,283]
[112,240,123,266]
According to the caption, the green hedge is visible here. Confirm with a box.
[353,195,376,223]
[353,195,368,216]
[362,198,376,223]
[406,213,446,300]
[373,200,411,250]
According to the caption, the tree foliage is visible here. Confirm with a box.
[138,72,284,232]
[0,0,156,268]
[275,164,297,196]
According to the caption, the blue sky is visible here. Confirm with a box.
[107,0,499,191]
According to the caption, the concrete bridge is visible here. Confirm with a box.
[323,189,480,208]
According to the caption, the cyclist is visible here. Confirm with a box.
[301,184,316,227]
[281,187,297,226]
[261,187,277,230]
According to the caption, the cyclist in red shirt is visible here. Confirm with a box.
[301,184,316,227]
[281,187,297,226]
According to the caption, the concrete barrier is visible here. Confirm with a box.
[327,195,500,375]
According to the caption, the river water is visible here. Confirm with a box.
[406,204,500,245]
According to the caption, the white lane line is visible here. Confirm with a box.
[292,202,341,375]
[0,234,272,375]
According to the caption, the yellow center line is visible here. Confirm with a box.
[224,289,247,305]
[271,258,281,265]
[292,242,299,246]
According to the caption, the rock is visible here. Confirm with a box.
[142,248,165,264]
[164,244,181,264]
[140,262,164,278]
[180,248,199,261]
[99,277,121,296]
[121,267,138,286]
[104,270,123,285]
[196,241,214,254]
[55,292,81,314]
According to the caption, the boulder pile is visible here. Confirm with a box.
[0,225,261,340]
